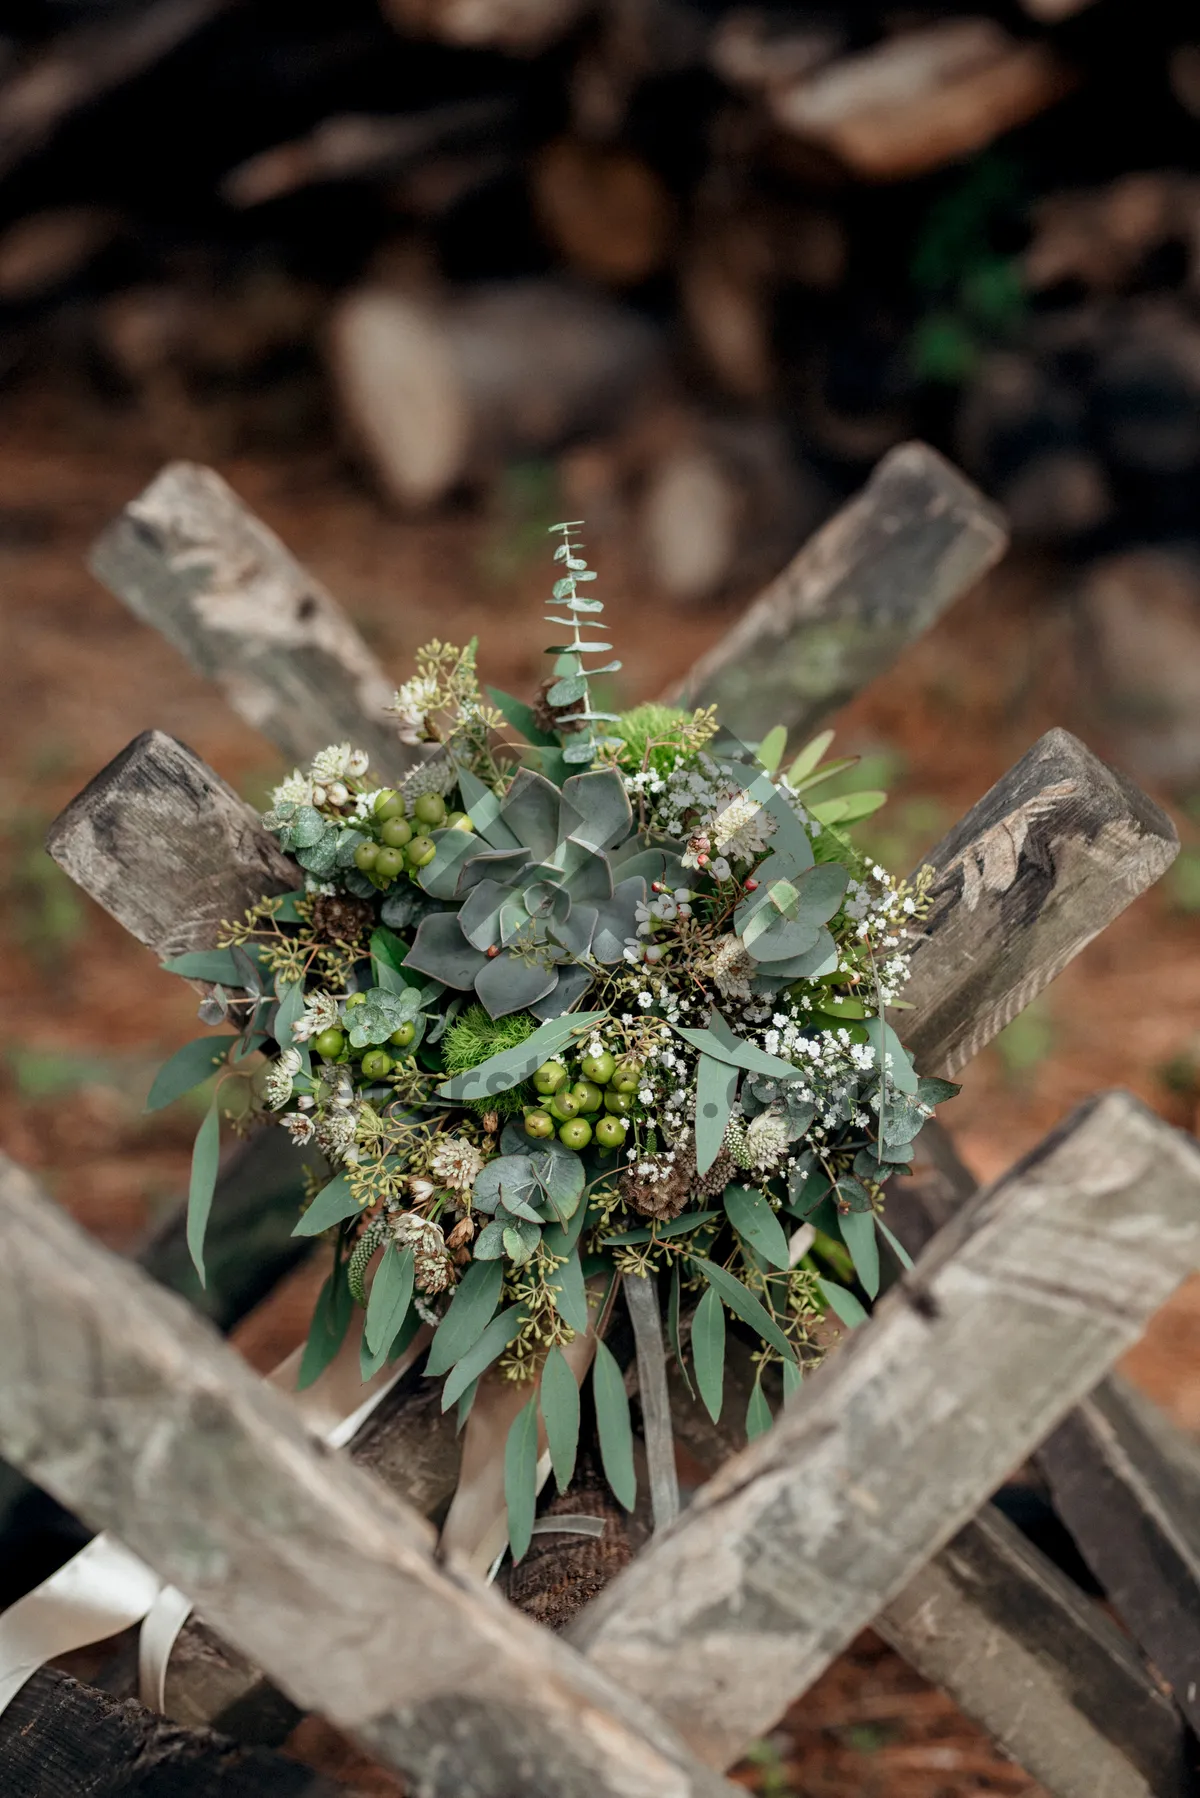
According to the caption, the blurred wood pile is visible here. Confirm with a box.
[3,0,1200,781]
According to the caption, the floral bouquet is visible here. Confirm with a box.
[154,523,952,1562]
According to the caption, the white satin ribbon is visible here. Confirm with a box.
[0,1312,426,1721]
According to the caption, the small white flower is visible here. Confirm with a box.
[310,743,354,783]
[390,674,441,745]
[347,748,370,777]
[270,769,314,809]
[263,1048,302,1110]
[430,1136,485,1192]
[292,991,342,1042]
[709,856,732,882]
[327,781,349,807]
[711,934,756,1002]
[280,1111,315,1145]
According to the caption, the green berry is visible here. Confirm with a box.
[375,846,405,880]
[572,1080,603,1114]
[549,1088,580,1122]
[446,811,475,832]
[345,992,366,1008]
[389,1021,415,1048]
[594,1115,626,1150]
[558,1117,592,1151]
[361,1049,393,1079]
[413,792,447,827]
[533,1060,568,1095]
[380,816,413,849]
[604,1089,633,1116]
[354,842,379,872]
[524,1109,555,1140]
[374,792,404,821]
[313,1027,345,1059]
[610,1061,642,1094]
[406,835,437,868]
[581,1051,615,1085]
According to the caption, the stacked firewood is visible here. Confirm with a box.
[1,0,1199,619]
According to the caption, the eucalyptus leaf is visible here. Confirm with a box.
[365,1243,415,1356]
[837,1207,881,1299]
[862,1018,919,1094]
[602,1210,719,1246]
[345,987,420,1048]
[695,1052,737,1177]
[273,979,307,1052]
[781,1358,803,1403]
[540,1345,580,1494]
[592,1338,636,1511]
[426,1257,504,1376]
[878,1218,915,1270]
[548,1251,589,1334]
[292,1172,365,1237]
[691,1284,726,1425]
[503,1220,540,1264]
[145,1036,237,1112]
[441,1307,526,1410]
[724,1185,790,1272]
[161,948,247,987]
[505,1395,540,1563]
[296,1257,353,1390]
[746,1378,773,1442]
[668,1260,693,1399]
[186,1101,221,1286]
[690,1256,797,1363]
[473,1218,508,1259]
[818,1276,869,1329]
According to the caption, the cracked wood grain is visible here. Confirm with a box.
[45,729,298,960]
[90,463,416,780]
[569,1093,1200,1770]
[896,727,1179,1077]
[670,440,1007,743]
[0,1153,736,1798]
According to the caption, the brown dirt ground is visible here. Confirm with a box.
[2,382,1199,1796]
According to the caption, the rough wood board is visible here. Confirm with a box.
[0,1666,343,1798]
[671,440,1007,743]
[897,726,1178,1078]
[89,463,413,779]
[570,1093,1200,1769]
[877,1508,1194,1798]
[45,729,298,959]
[1039,1375,1200,1738]
[0,1153,735,1798]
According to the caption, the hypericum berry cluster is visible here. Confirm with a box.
[521,1049,642,1153]
[350,787,474,890]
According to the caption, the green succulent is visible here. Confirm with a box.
[404,766,670,1019]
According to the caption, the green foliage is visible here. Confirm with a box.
[540,1345,580,1494]
[505,1392,540,1561]
[444,1005,538,1073]
[691,1284,726,1425]
[592,1337,637,1511]
[186,1101,221,1286]
[614,703,715,775]
[297,1255,354,1390]
[426,1257,504,1376]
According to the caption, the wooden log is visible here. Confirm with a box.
[0,0,233,181]
[89,466,412,781]
[876,1508,1192,1798]
[45,730,297,961]
[767,21,1074,183]
[0,1154,737,1798]
[570,1092,1200,1769]
[0,1666,345,1798]
[636,413,829,603]
[379,0,586,54]
[531,139,674,286]
[221,101,512,208]
[1038,1375,1200,1739]
[327,280,662,509]
[671,440,1007,742]
[896,726,1179,1079]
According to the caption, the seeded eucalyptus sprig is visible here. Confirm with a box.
[544,522,623,768]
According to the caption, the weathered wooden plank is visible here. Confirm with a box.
[671,440,1007,743]
[0,1153,736,1798]
[45,729,297,960]
[570,1093,1200,1769]
[0,1666,345,1798]
[89,464,413,779]
[1038,1376,1200,1739]
[877,1509,1195,1798]
[879,1125,1198,1798]
[897,726,1179,1078]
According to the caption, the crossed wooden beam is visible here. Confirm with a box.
[2,445,1198,1797]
